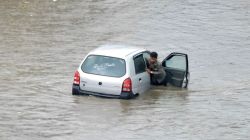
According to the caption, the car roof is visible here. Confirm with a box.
[88,45,146,59]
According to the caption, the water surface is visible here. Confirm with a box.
[0,0,250,139]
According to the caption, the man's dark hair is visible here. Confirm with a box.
[150,52,158,58]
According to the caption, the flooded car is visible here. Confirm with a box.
[72,45,189,99]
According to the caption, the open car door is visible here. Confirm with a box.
[162,52,189,88]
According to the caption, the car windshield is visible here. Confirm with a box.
[81,55,126,77]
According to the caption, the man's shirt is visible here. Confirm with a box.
[148,61,166,84]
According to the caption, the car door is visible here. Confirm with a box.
[142,51,151,91]
[162,52,189,88]
[132,53,150,94]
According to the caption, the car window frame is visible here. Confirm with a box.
[162,53,188,72]
[133,53,147,75]
[142,51,151,68]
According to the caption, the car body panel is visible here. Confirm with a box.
[79,71,126,95]
[88,45,146,59]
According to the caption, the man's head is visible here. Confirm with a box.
[149,52,158,64]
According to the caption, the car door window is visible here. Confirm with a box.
[165,55,187,71]
[143,52,150,68]
[134,54,146,74]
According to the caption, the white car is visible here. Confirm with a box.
[72,45,189,99]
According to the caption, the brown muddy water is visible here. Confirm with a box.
[0,0,250,140]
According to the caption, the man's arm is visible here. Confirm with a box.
[146,68,161,75]
[146,62,164,75]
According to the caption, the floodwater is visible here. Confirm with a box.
[0,0,250,139]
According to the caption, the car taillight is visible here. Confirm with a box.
[122,78,132,92]
[73,70,80,85]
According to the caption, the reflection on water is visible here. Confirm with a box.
[1,0,250,139]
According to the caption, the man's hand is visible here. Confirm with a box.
[146,68,151,74]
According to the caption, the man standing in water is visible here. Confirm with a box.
[146,52,167,86]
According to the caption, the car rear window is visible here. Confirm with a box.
[81,55,126,77]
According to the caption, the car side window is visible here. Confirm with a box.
[143,52,150,68]
[134,54,146,74]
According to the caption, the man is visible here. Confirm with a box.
[146,52,167,86]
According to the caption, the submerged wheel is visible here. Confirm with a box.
[72,85,80,95]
